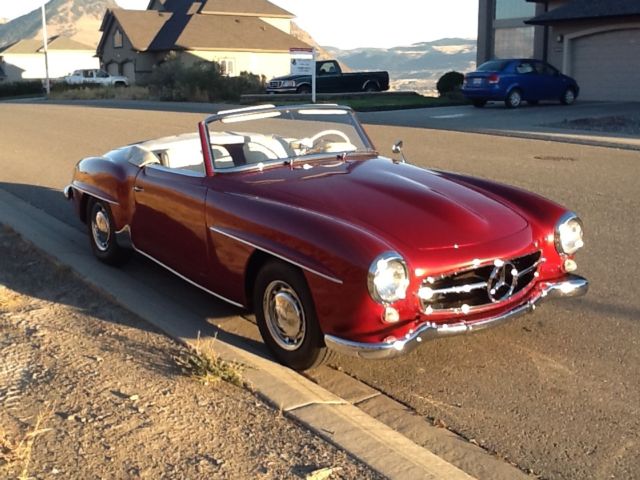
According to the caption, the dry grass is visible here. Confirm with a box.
[0,403,54,480]
[174,334,245,387]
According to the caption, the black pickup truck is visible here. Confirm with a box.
[266,60,390,94]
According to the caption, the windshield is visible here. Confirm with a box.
[205,105,374,172]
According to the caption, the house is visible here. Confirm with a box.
[97,0,311,84]
[476,0,640,101]
[0,36,99,82]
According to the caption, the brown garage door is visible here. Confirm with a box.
[571,28,640,101]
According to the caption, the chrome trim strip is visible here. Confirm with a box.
[325,275,588,359]
[68,184,119,206]
[427,281,488,296]
[133,246,245,308]
[63,185,73,199]
[209,226,343,285]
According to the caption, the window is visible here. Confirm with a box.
[494,27,535,58]
[534,61,558,76]
[113,29,123,49]
[515,61,535,74]
[495,0,536,20]
[220,59,235,76]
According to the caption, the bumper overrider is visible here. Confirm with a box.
[324,274,588,359]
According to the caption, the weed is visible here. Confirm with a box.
[0,403,54,480]
[174,333,245,387]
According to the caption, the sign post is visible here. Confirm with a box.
[41,3,50,96]
[289,47,315,102]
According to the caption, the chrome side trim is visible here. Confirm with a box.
[133,247,245,308]
[209,226,343,285]
[63,185,73,199]
[68,184,119,206]
[325,274,588,359]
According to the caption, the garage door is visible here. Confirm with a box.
[122,61,135,84]
[571,28,640,101]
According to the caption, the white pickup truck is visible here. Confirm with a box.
[64,69,129,87]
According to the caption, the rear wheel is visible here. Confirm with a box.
[505,89,522,108]
[254,261,331,371]
[472,99,487,108]
[87,199,131,266]
[561,87,576,105]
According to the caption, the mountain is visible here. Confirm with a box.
[324,38,477,95]
[0,0,116,49]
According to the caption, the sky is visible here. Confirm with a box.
[0,0,478,50]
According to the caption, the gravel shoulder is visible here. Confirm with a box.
[0,225,382,480]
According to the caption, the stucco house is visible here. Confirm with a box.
[476,0,640,101]
[0,36,99,82]
[97,0,310,84]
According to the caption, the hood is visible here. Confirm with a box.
[269,73,309,82]
[235,157,529,252]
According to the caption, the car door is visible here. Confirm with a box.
[316,61,341,93]
[514,61,539,100]
[534,61,564,100]
[131,165,209,284]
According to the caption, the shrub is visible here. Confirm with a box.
[147,57,265,102]
[436,71,465,96]
[0,80,43,98]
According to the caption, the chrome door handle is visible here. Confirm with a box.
[133,186,143,192]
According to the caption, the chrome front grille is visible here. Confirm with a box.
[269,81,282,88]
[419,251,542,314]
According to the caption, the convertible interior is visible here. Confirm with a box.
[127,130,357,174]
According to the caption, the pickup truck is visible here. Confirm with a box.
[64,69,129,87]
[266,60,389,94]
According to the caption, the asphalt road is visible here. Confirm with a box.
[1,101,639,479]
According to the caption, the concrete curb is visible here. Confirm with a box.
[0,188,476,480]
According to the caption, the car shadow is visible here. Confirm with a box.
[0,183,275,377]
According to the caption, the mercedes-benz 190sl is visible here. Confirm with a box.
[65,104,588,370]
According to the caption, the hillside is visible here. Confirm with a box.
[0,0,116,49]
[325,38,477,95]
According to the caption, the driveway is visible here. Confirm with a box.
[359,101,640,150]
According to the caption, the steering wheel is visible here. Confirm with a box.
[309,129,351,146]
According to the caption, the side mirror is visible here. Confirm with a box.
[392,140,406,164]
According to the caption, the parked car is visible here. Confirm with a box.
[266,60,389,94]
[64,69,129,87]
[64,104,587,371]
[462,59,579,108]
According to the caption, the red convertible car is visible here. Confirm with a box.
[65,104,587,370]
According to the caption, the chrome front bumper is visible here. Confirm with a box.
[324,274,588,360]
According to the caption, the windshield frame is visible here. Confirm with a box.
[202,104,376,175]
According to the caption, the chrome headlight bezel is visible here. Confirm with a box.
[282,80,296,88]
[555,212,584,255]
[368,252,410,304]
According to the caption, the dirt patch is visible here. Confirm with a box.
[0,226,382,480]
[551,114,640,136]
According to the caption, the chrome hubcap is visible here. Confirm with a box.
[263,280,306,351]
[565,90,575,103]
[510,92,521,107]
[92,207,110,252]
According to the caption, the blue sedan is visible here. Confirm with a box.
[462,59,580,108]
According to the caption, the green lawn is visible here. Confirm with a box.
[265,94,469,112]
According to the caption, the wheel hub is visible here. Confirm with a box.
[92,208,110,251]
[263,281,306,351]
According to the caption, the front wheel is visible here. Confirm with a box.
[561,87,576,105]
[505,89,522,108]
[254,261,331,370]
[87,199,131,266]
[296,84,311,94]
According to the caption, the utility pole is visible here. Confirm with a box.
[41,2,50,95]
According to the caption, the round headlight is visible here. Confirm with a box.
[368,252,409,304]
[555,213,584,255]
